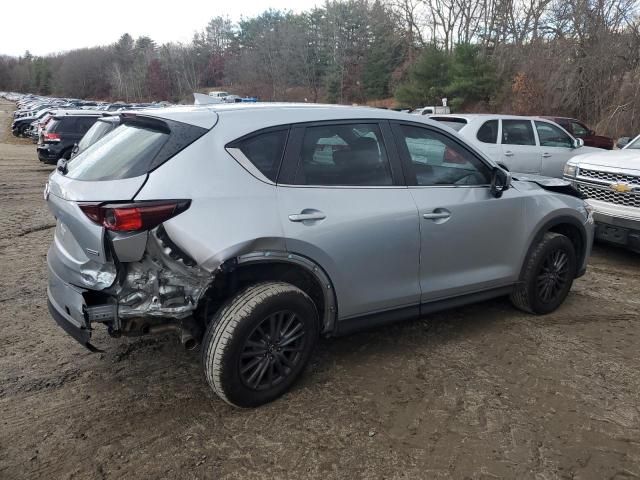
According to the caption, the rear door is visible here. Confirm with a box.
[499,119,542,174]
[533,120,576,178]
[391,121,526,302]
[277,121,421,320]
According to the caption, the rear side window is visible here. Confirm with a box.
[501,120,535,146]
[236,129,288,182]
[476,120,498,143]
[294,123,392,186]
[74,117,98,134]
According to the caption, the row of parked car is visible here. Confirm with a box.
[8,94,169,161]
[0,90,638,409]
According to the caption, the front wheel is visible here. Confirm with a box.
[201,282,319,407]
[510,232,577,314]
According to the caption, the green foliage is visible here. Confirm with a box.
[445,44,497,110]
[395,43,498,109]
[395,45,450,108]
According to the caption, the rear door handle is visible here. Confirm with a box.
[542,152,552,158]
[288,212,326,222]
[503,151,514,157]
[423,211,451,220]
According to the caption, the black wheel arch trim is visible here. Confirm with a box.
[520,215,588,281]
[233,251,338,334]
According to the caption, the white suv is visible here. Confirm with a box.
[430,114,602,177]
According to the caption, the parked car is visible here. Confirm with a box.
[70,115,120,159]
[45,104,594,407]
[543,116,614,150]
[11,108,54,136]
[411,105,451,115]
[37,112,102,163]
[430,114,602,177]
[563,133,640,252]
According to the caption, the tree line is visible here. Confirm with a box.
[1,0,639,135]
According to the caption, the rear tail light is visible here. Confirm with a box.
[43,132,61,142]
[79,200,190,232]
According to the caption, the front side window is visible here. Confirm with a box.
[396,124,491,186]
[294,124,392,186]
[535,121,573,148]
[501,120,535,146]
[236,129,288,182]
[571,121,588,137]
[477,120,498,143]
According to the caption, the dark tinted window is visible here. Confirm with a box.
[535,121,573,148]
[477,120,498,143]
[501,120,535,146]
[74,117,98,134]
[237,129,288,182]
[295,124,392,186]
[397,125,491,186]
[570,121,588,137]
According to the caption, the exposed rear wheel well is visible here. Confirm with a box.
[197,261,328,334]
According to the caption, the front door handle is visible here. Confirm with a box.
[423,211,451,220]
[542,152,552,158]
[503,150,514,157]
[288,211,326,222]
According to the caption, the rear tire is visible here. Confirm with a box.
[201,282,319,407]
[510,232,577,314]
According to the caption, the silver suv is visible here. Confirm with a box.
[46,104,594,407]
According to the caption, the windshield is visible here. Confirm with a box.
[77,120,116,153]
[625,136,640,149]
[66,124,168,181]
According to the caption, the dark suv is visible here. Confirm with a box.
[37,113,102,163]
[543,116,614,150]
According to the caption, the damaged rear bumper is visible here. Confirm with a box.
[46,226,212,350]
[47,256,100,351]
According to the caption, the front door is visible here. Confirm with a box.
[499,119,542,174]
[391,122,526,302]
[534,120,577,178]
[277,121,421,320]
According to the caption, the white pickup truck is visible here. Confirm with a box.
[563,135,640,252]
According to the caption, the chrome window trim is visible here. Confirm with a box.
[225,147,276,185]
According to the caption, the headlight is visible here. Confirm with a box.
[563,163,577,178]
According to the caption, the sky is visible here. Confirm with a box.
[0,0,321,57]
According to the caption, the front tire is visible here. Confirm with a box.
[201,282,319,407]
[510,232,577,314]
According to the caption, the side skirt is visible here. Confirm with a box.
[334,285,514,336]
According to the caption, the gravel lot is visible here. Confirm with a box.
[0,98,639,480]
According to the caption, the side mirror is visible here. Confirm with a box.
[616,137,630,149]
[490,167,512,198]
[573,138,584,149]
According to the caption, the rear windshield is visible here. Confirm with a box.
[430,117,467,131]
[66,124,168,181]
[77,120,116,152]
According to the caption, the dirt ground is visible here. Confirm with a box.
[0,98,639,480]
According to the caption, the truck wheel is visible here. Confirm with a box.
[510,232,577,314]
[202,282,319,407]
